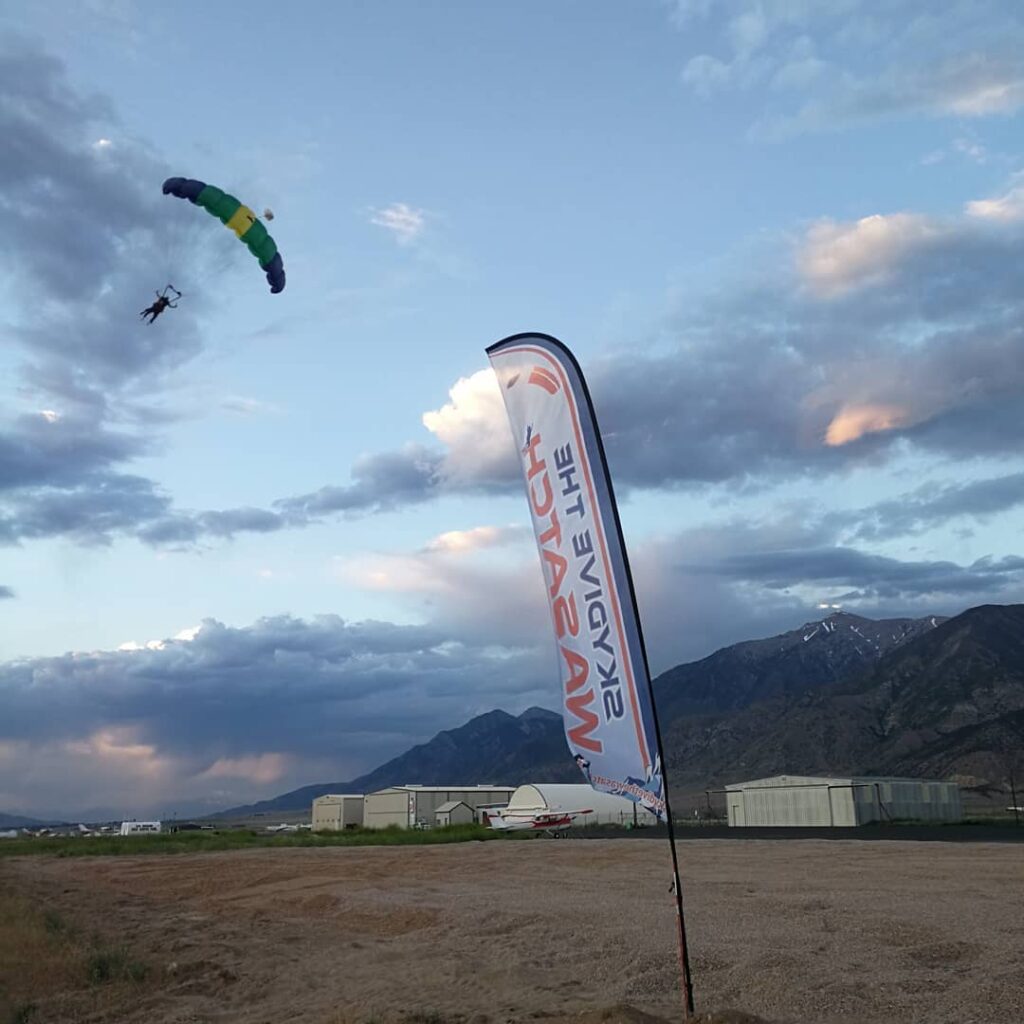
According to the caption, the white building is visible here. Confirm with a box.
[363,786,516,829]
[724,775,963,827]
[503,783,659,827]
[434,800,475,827]
[311,794,365,831]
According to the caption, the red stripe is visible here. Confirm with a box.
[528,367,560,394]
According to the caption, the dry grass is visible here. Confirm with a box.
[5,839,1022,1023]
[0,878,151,1023]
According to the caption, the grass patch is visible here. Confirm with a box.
[0,877,150,1022]
[0,822,506,859]
[9,1003,37,1024]
[86,946,149,985]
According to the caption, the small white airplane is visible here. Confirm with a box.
[486,808,592,837]
[265,822,299,833]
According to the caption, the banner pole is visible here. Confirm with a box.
[589,410,697,1021]
[486,333,696,1019]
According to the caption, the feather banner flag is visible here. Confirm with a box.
[487,333,667,820]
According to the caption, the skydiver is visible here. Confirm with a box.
[140,285,181,324]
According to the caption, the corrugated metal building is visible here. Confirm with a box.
[505,784,659,827]
[364,786,516,829]
[724,775,962,827]
[312,794,365,831]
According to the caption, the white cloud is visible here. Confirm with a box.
[221,395,278,416]
[370,202,427,245]
[672,3,1024,134]
[965,182,1024,222]
[953,137,987,164]
[942,73,1024,115]
[771,55,827,90]
[421,369,516,485]
[118,624,201,652]
[423,525,529,555]
[681,54,732,96]
[798,212,945,295]
[728,7,768,57]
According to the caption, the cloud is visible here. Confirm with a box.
[824,403,910,446]
[941,57,1024,115]
[671,2,1024,137]
[12,169,1024,554]
[198,753,291,784]
[797,213,946,295]
[370,202,427,245]
[220,395,278,416]
[966,181,1024,223]
[0,613,551,816]
[3,498,1020,814]
[423,525,530,555]
[0,36,225,552]
[843,472,1024,542]
[954,137,988,164]
[688,545,1024,601]
[148,176,1024,538]
[337,525,547,651]
[273,444,444,521]
[4,40,1023,566]
[681,54,732,97]
[0,585,14,599]
[420,369,518,487]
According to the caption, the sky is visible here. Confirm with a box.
[2,0,1023,820]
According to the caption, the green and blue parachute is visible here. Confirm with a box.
[162,177,285,293]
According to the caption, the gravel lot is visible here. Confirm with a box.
[4,837,1021,1024]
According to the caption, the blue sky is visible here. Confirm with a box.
[2,0,1024,819]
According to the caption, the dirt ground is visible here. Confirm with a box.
[2,837,1022,1024]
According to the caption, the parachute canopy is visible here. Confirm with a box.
[162,177,285,294]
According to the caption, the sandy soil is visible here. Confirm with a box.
[3,837,1022,1024]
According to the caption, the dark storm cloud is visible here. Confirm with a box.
[0,614,550,783]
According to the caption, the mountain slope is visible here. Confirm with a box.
[652,611,944,720]
[0,812,49,829]
[217,706,569,816]
[218,605,1021,817]
[662,604,1024,788]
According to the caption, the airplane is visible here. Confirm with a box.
[264,823,300,833]
[486,807,593,838]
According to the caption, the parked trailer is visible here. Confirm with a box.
[119,821,162,836]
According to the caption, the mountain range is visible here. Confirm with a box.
[217,603,1024,817]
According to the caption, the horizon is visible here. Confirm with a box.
[7,598,1009,823]
[2,2,1024,818]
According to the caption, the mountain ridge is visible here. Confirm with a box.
[216,608,967,816]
